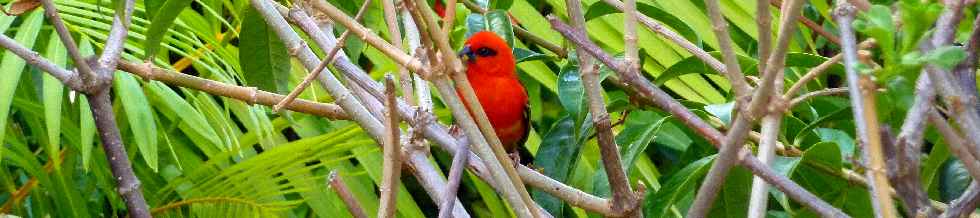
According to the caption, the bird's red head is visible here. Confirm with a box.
[459,31,516,78]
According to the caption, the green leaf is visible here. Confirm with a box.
[654,52,756,86]
[815,128,856,161]
[707,167,751,217]
[557,59,585,119]
[940,158,973,202]
[114,73,159,171]
[465,13,487,39]
[532,116,584,217]
[485,10,516,48]
[922,46,968,71]
[143,0,193,59]
[617,110,668,171]
[0,11,43,164]
[513,47,550,63]
[146,83,223,152]
[44,31,68,169]
[644,155,715,218]
[704,101,734,126]
[584,1,700,45]
[78,35,97,171]
[240,6,291,94]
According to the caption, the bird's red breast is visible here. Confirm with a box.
[458,31,529,153]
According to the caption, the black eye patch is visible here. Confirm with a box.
[475,47,496,57]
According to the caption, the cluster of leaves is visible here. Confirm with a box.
[0,0,978,217]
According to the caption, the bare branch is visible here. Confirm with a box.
[94,0,134,79]
[835,3,898,217]
[787,87,849,108]
[439,125,469,218]
[328,171,370,218]
[0,34,82,90]
[701,0,751,107]
[88,91,151,218]
[40,0,96,84]
[116,61,349,119]
[379,0,415,105]
[378,75,402,218]
[566,0,639,214]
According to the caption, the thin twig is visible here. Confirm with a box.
[787,87,849,108]
[0,34,81,90]
[835,3,897,217]
[378,75,402,218]
[273,0,371,112]
[746,2,774,214]
[328,171,370,218]
[549,17,848,218]
[116,61,349,119]
[380,0,415,105]
[943,183,980,218]
[701,0,751,108]
[439,123,469,218]
[891,73,936,216]
[783,40,874,99]
[39,0,95,85]
[769,0,841,46]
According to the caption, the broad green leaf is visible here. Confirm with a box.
[707,167,751,217]
[704,101,734,126]
[44,31,68,170]
[644,155,715,218]
[815,128,856,161]
[617,110,668,172]
[490,0,512,10]
[143,0,194,59]
[924,139,950,198]
[922,46,967,71]
[557,59,585,120]
[240,6,291,94]
[793,107,851,146]
[532,116,583,217]
[514,47,550,63]
[940,158,973,202]
[485,10,515,48]
[792,142,874,217]
[654,52,756,86]
[465,13,486,39]
[114,73,159,171]
[0,11,43,164]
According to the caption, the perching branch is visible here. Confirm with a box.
[549,16,848,218]
[835,3,897,217]
[0,34,81,90]
[328,171,370,218]
[746,1,775,214]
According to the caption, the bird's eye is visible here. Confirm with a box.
[476,47,496,57]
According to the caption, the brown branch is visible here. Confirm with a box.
[835,3,897,217]
[88,90,151,218]
[40,0,96,85]
[549,16,849,218]
[787,87,849,108]
[769,0,841,46]
[116,61,349,120]
[328,171,370,218]
[380,0,415,105]
[273,0,372,112]
[0,34,82,90]
[378,75,402,218]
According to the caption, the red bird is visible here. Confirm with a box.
[458,31,530,155]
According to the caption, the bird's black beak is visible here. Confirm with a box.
[458,45,475,62]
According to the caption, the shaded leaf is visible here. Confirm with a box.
[532,116,583,217]
[143,0,193,59]
[43,31,67,169]
[114,73,159,171]
[240,6,290,94]
[644,155,715,218]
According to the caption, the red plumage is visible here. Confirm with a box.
[459,31,529,153]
